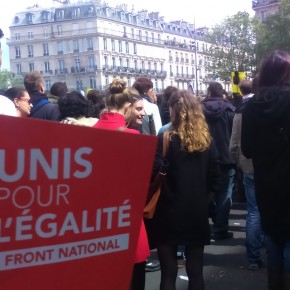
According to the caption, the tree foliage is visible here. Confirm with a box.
[205,12,257,81]
[0,69,24,90]
[255,0,290,64]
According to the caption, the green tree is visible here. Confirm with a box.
[255,0,290,64]
[205,11,257,81]
[0,69,24,90]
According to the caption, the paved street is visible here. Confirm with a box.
[145,203,268,290]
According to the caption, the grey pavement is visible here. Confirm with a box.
[145,202,267,290]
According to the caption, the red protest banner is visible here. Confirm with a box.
[0,115,157,290]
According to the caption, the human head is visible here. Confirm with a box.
[162,86,178,102]
[23,71,45,93]
[86,89,105,118]
[258,50,290,88]
[207,82,224,98]
[0,95,17,116]
[50,82,68,97]
[169,90,211,152]
[125,88,145,129]
[105,79,134,114]
[4,87,32,117]
[238,80,252,96]
[132,77,153,97]
[58,90,89,119]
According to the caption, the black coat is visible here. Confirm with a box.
[202,97,235,167]
[29,91,60,121]
[241,87,290,239]
[149,133,221,246]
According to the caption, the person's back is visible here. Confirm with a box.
[202,81,236,241]
[241,50,290,289]
[24,71,60,121]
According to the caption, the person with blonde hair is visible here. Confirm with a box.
[150,90,221,290]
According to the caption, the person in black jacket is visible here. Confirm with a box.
[23,71,60,121]
[202,81,236,241]
[151,90,221,290]
[241,50,290,290]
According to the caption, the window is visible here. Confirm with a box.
[87,38,93,51]
[28,32,33,39]
[29,63,34,72]
[126,58,130,68]
[134,60,138,70]
[145,31,148,42]
[43,43,49,56]
[104,55,108,67]
[28,45,33,57]
[26,13,32,24]
[73,39,79,52]
[112,57,116,68]
[56,9,64,20]
[126,42,129,54]
[131,28,134,39]
[123,26,127,37]
[119,57,123,67]
[15,33,20,40]
[151,33,154,43]
[72,8,80,19]
[45,80,51,91]
[118,40,122,52]
[103,38,107,50]
[44,61,50,73]
[90,78,96,89]
[138,30,142,41]
[42,11,49,22]
[57,25,62,36]
[58,59,65,72]
[111,39,115,51]
[158,34,161,44]
[15,46,21,58]
[133,43,137,54]
[16,64,22,75]
[43,28,49,38]
[57,41,63,54]
[75,58,81,70]
[88,56,95,68]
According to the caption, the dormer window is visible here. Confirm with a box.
[41,11,49,22]
[88,6,94,16]
[56,9,64,20]
[26,13,33,24]
[72,8,80,19]
[14,16,19,24]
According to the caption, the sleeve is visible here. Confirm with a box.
[241,105,252,159]
[152,104,162,135]
[207,140,222,198]
[229,113,242,166]
[151,133,163,181]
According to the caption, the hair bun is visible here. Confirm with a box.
[109,79,127,94]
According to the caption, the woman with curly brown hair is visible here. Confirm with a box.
[150,90,221,290]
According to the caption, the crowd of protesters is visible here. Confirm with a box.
[1,49,290,290]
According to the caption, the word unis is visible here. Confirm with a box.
[0,201,131,242]
[0,147,93,182]
[0,234,129,270]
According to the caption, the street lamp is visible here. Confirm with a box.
[190,41,199,96]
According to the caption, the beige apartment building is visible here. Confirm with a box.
[7,0,217,95]
[252,0,282,22]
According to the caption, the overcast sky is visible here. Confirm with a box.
[1,0,254,69]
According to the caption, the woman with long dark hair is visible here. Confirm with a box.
[242,50,290,290]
